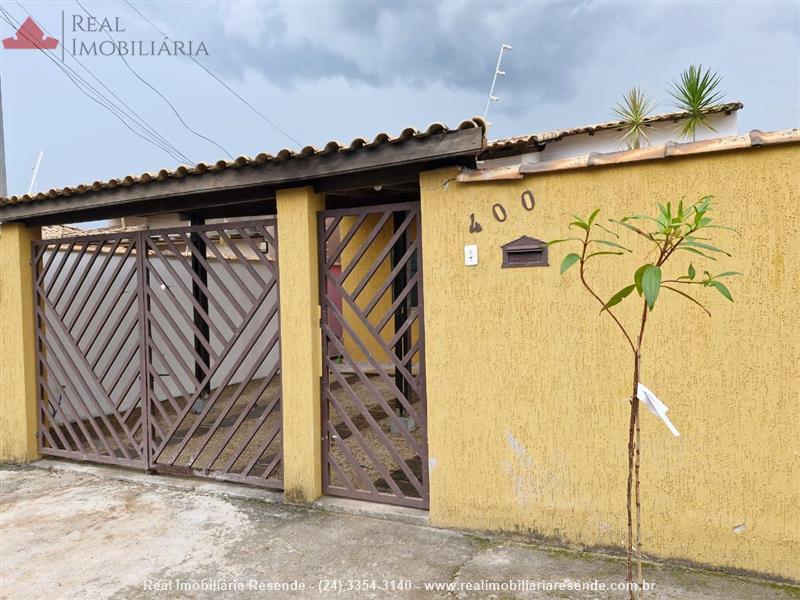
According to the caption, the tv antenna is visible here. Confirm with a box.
[483,43,512,123]
[28,151,44,195]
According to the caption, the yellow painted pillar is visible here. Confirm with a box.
[276,186,324,503]
[0,223,41,463]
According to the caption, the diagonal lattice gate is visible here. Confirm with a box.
[318,202,429,509]
[32,220,283,489]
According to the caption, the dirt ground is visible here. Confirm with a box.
[1,463,797,600]
[43,370,426,500]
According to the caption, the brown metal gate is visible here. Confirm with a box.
[318,202,429,509]
[32,220,283,489]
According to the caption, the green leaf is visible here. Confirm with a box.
[609,218,653,240]
[675,247,717,261]
[625,214,662,225]
[709,280,733,301]
[595,223,620,238]
[642,265,662,310]
[569,221,589,231]
[602,284,636,312]
[661,285,711,317]
[560,253,581,275]
[715,271,742,278]
[586,251,625,260]
[704,224,740,235]
[688,263,696,279]
[683,239,731,256]
[590,239,632,252]
[547,237,583,246]
[634,264,651,295]
[587,209,600,227]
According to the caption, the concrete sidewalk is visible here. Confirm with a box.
[0,463,796,599]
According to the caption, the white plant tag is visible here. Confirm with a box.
[637,383,680,437]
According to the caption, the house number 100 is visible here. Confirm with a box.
[469,190,535,232]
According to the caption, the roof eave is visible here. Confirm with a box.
[0,125,485,225]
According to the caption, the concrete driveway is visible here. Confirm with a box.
[0,463,796,599]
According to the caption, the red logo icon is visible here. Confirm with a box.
[2,17,58,50]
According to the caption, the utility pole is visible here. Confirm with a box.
[0,80,7,198]
[483,43,512,124]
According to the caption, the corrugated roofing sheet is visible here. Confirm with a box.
[486,102,743,154]
[2,118,486,206]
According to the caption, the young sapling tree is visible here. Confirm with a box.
[550,196,739,598]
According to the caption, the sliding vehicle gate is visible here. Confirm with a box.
[318,202,429,509]
[32,220,283,489]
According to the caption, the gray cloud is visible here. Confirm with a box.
[189,1,604,107]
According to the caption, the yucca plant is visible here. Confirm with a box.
[613,87,656,150]
[668,65,726,141]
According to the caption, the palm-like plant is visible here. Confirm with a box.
[668,65,726,141]
[613,87,656,150]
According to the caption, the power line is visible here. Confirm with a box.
[123,0,302,148]
[75,0,233,159]
[14,1,192,164]
[0,7,189,164]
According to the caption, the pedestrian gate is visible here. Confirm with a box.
[318,202,429,509]
[32,220,283,489]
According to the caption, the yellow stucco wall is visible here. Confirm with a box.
[419,144,800,581]
[276,187,324,503]
[0,223,41,463]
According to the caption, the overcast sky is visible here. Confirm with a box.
[1,0,798,199]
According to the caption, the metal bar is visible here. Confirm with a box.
[36,331,113,456]
[214,228,265,298]
[326,356,422,496]
[67,238,135,336]
[326,376,406,496]
[325,279,423,406]
[209,375,281,473]
[77,266,136,353]
[218,397,280,473]
[142,256,227,352]
[59,237,120,326]
[49,240,95,310]
[159,293,275,464]
[347,210,414,302]
[42,242,75,295]
[145,282,218,364]
[186,323,280,467]
[361,239,418,315]
[375,272,419,333]
[338,211,393,285]
[145,235,237,336]
[151,284,272,461]
[322,326,421,455]
[189,216,211,399]
[193,229,256,309]
[325,213,368,270]
[179,230,258,309]
[392,210,410,405]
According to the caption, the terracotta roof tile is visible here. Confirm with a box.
[486,102,743,154]
[457,128,800,181]
[2,118,486,206]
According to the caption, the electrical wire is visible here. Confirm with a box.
[14,1,193,164]
[0,6,189,164]
[76,0,234,159]
[123,0,302,148]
